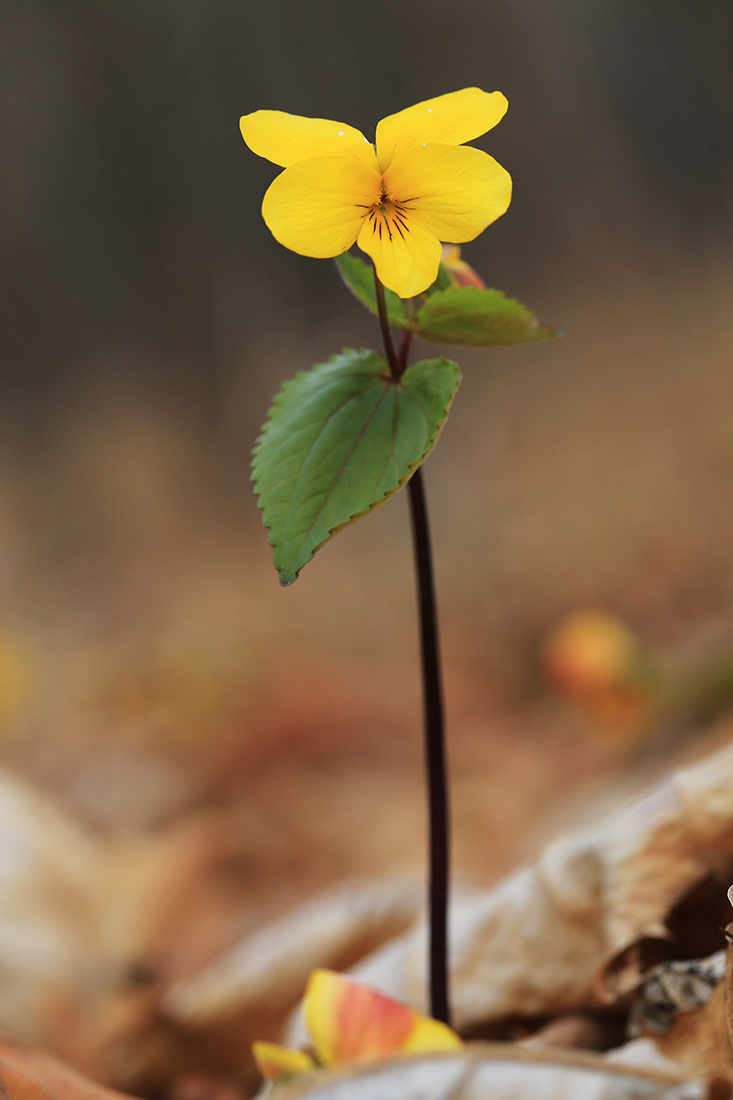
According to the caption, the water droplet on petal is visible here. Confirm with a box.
[427,108,432,113]
[338,131,345,136]
[422,143,426,147]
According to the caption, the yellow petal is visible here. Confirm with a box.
[384,143,512,243]
[357,207,442,298]
[251,1041,315,1082]
[262,156,381,259]
[305,969,417,1065]
[375,87,508,171]
[241,111,378,169]
[402,1015,463,1054]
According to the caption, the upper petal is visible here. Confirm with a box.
[375,87,508,172]
[262,156,381,259]
[384,143,512,243]
[240,110,378,169]
[357,202,443,298]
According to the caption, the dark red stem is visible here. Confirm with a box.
[373,266,451,1026]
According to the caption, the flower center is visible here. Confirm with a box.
[361,183,413,242]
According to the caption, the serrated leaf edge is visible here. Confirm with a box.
[410,286,557,347]
[251,355,461,585]
[302,365,460,570]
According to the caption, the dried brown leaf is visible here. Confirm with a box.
[348,742,733,1030]
[170,739,733,1056]
[0,1042,138,1100]
[270,1044,704,1100]
[0,769,257,1090]
[127,739,733,1093]
[651,979,732,1078]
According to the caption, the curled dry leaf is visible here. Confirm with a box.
[163,878,423,1027]
[647,974,732,1078]
[348,739,733,1030]
[266,1044,708,1100]
[628,928,733,1079]
[0,767,264,1091]
[0,1040,138,1100]
[167,739,733,1067]
[0,736,731,1096]
[628,953,726,1039]
[163,877,425,1090]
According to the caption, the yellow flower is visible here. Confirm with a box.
[252,968,461,1084]
[240,88,512,299]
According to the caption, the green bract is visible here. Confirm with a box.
[252,349,461,585]
[413,286,556,346]
[335,254,557,348]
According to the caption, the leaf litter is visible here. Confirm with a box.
[4,694,733,1096]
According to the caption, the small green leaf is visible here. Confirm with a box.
[412,285,558,347]
[252,348,460,585]
[334,254,408,326]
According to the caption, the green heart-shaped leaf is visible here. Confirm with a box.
[252,348,460,585]
[413,285,558,347]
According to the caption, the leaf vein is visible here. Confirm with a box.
[287,382,391,569]
[280,377,382,521]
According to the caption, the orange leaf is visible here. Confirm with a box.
[304,969,460,1066]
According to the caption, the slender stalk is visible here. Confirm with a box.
[397,327,413,372]
[373,269,401,378]
[407,466,451,1026]
[373,266,451,1026]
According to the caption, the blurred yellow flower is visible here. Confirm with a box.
[252,968,461,1085]
[241,88,512,299]
[542,609,650,728]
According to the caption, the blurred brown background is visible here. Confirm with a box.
[1,0,733,902]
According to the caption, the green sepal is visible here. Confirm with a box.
[252,348,461,586]
[334,254,408,325]
[411,285,558,347]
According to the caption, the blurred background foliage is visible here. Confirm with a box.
[1,0,733,886]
